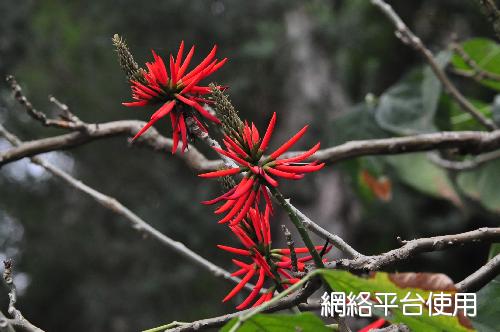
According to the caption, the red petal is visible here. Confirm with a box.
[213,146,250,167]
[152,50,168,85]
[232,259,252,269]
[222,267,256,303]
[229,190,256,226]
[178,45,195,79]
[259,112,276,152]
[218,191,251,224]
[217,245,250,256]
[170,112,179,154]
[201,187,236,205]
[169,54,177,85]
[175,41,184,72]
[178,113,188,153]
[262,172,278,187]
[265,167,304,180]
[269,125,309,160]
[122,100,148,107]
[236,268,265,310]
[175,94,221,124]
[183,45,217,81]
[275,162,325,173]
[275,142,321,164]
[199,167,242,178]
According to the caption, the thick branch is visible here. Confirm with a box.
[456,253,500,292]
[2,123,500,170]
[0,120,223,171]
[371,0,497,130]
[333,227,500,271]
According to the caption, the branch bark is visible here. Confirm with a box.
[456,253,500,292]
[2,122,499,170]
[2,260,45,332]
[332,227,500,271]
[371,0,498,130]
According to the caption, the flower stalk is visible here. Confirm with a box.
[269,187,325,268]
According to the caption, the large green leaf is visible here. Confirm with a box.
[375,52,450,135]
[221,313,330,332]
[321,270,474,332]
[456,159,500,213]
[451,38,500,91]
[385,153,461,205]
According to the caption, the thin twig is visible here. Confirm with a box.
[2,260,45,332]
[474,0,500,40]
[455,253,500,292]
[427,150,500,171]
[270,188,324,268]
[281,225,299,272]
[371,0,498,130]
[6,76,83,130]
[48,95,88,131]
[280,199,361,259]
[450,42,500,82]
[0,124,255,292]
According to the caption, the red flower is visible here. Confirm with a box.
[199,112,324,225]
[123,41,227,153]
[217,207,332,309]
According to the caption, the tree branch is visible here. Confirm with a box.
[0,124,255,293]
[455,253,500,292]
[0,120,223,171]
[474,0,500,40]
[2,260,45,332]
[2,123,499,171]
[371,0,498,130]
[333,227,500,271]
[427,150,500,171]
[450,42,500,82]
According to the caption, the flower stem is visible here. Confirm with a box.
[269,187,324,268]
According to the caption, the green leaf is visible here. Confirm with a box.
[221,313,330,332]
[451,38,500,91]
[488,243,500,260]
[448,98,492,131]
[385,153,461,205]
[320,270,474,332]
[456,159,500,213]
[375,51,450,135]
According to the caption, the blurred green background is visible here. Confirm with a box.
[0,1,499,331]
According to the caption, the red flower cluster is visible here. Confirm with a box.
[199,112,324,225]
[118,41,330,311]
[218,206,332,309]
[123,42,226,153]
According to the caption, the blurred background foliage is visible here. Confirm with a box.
[0,0,499,331]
